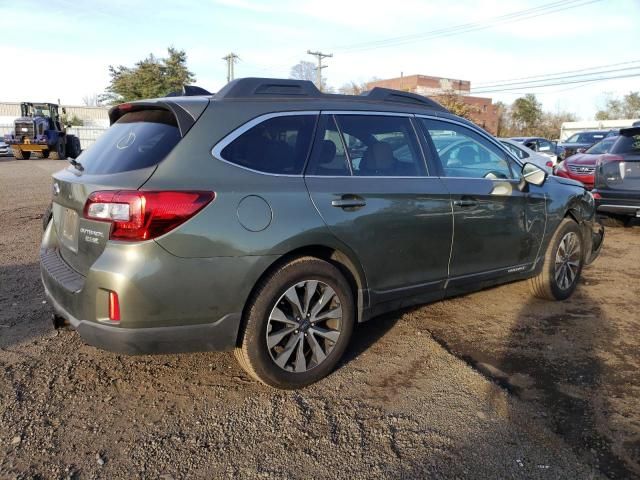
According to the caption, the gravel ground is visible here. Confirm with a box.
[0,158,633,479]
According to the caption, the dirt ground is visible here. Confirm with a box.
[0,159,638,479]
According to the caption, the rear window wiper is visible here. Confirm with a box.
[68,158,84,172]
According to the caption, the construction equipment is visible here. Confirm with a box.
[4,103,81,160]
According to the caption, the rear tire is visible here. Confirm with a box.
[529,218,584,301]
[49,139,65,160]
[235,256,355,389]
[13,148,30,160]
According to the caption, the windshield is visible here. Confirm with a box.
[566,132,606,144]
[25,104,52,117]
[586,137,616,155]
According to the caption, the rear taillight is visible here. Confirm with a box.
[596,155,626,185]
[84,190,215,241]
[546,160,553,168]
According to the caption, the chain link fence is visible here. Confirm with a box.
[0,124,107,151]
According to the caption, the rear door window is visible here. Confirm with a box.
[334,115,426,177]
[220,114,317,174]
[79,109,181,175]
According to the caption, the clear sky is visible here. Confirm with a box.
[2,0,639,119]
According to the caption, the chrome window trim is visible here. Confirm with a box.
[322,110,413,117]
[416,114,524,170]
[305,175,443,179]
[211,110,320,177]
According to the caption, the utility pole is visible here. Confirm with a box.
[222,53,239,83]
[307,50,333,91]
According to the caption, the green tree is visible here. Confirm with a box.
[494,101,511,137]
[510,94,543,135]
[101,47,195,104]
[596,92,640,120]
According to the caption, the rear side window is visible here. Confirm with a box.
[79,109,180,175]
[220,115,316,174]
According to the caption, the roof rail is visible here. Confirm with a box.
[362,87,447,111]
[165,85,213,97]
[215,77,321,99]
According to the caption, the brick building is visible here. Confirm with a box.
[366,74,499,135]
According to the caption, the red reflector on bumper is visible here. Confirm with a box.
[109,291,120,322]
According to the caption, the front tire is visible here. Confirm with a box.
[529,218,584,300]
[13,148,30,160]
[235,257,355,389]
[49,139,65,160]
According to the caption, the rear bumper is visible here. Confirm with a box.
[39,221,276,355]
[44,284,240,354]
[596,200,640,217]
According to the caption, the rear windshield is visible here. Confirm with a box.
[566,132,606,144]
[586,137,616,154]
[76,109,180,175]
[612,132,640,154]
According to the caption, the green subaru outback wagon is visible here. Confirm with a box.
[41,78,604,388]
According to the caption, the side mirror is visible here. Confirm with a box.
[522,162,546,187]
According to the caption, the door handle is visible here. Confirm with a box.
[453,198,478,208]
[331,196,366,209]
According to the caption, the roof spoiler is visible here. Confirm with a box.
[620,126,640,136]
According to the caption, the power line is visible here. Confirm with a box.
[469,72,640,94]
[474,59,640,87]
[329,0,602,53]
[471,65,640,93]
[307,50,333,91]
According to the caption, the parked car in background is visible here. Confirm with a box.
[554,136,617,190]
[558,130,618,160]
[0,140,12,156]
[592,126,640,225]
[40,78,604,389]
[500,138,553,172]
[509,136,559,165]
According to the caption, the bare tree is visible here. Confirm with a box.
[338,81,368,95]
[289,61,316,82]
[82,94,100,107]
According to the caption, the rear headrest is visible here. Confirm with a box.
[318,140,337,165]
[361,142,394,171]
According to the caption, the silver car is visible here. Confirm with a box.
[0,140,11,156]
[500,138,553,173]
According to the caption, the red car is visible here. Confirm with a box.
[554,136,617,189]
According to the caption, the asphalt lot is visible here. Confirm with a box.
[0,158,637,479]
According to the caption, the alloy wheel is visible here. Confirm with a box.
[554,232,581,290]
[266,280,343,373]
